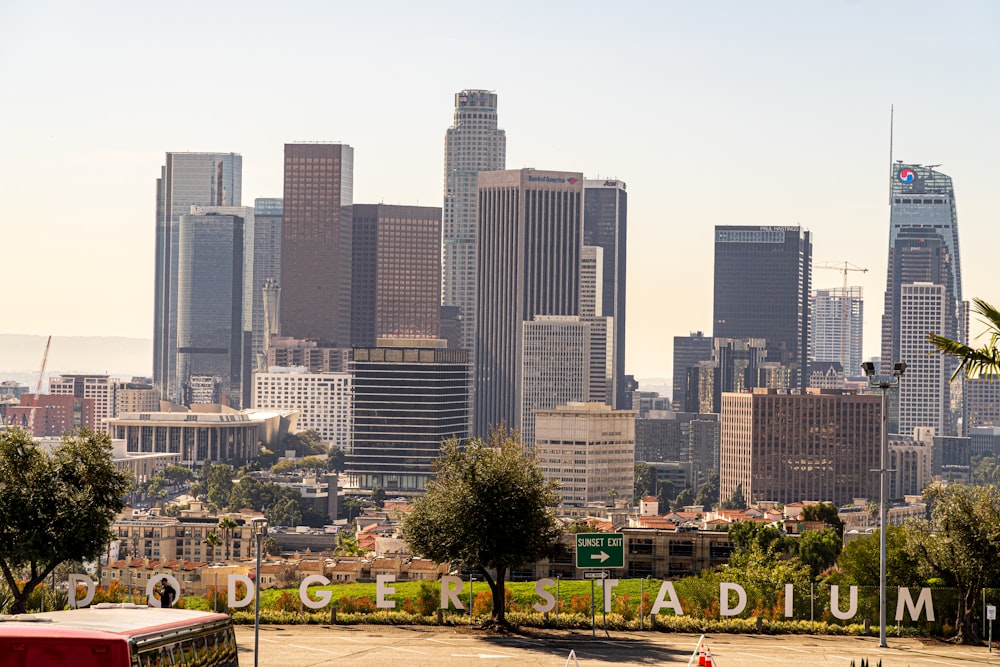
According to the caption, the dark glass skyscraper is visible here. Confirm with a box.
[583,179,628,408]
[474,169,583,436]
[280,143,354,346]
[713,225,812,389]
[153,152,242,403]
[175,213,244,407]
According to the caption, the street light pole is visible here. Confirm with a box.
[252,517,269,667]
[862,361,905,649]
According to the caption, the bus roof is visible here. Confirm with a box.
[0,605,232,639]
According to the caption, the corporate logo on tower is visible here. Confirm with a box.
[899,168,915,183]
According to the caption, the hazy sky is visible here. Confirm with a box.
[1,1,997,382]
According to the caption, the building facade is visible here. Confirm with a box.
[719,388,881,506]
[108,410,275,465]
[351,204,442,347]
[253,368,352,449]
[6,394,96,436]
[583,179,628,408]
[442,89,506,354]
[809,287,863,375]
[348,343,470,492]
[898,282,950,438]
[535,402,636,508]
[520,316,590,447]
[154,152,242,402]
[175,212,245,408]
[280,143,354,345]
[48,374,122,432]
[713,226,812,388]
[474,169,583,436]
[672,331,713,412]
[250,198,283,369]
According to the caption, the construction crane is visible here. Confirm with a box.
[815,262,868,373]
[27,336,51,433]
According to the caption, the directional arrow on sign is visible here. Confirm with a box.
[591,551,609,563]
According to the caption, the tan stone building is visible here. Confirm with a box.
[535,402,635,508]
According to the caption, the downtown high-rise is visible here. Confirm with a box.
[809,287,863,376]
[442,90,506,353]
[583,179,628,408]
[280,143,354,346]
[153,152,242,403]
[474,169,582,436]
[713,225,812,389]
[881,163,965,436]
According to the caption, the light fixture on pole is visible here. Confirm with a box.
[251,517,269,667]
[861,360,905,649]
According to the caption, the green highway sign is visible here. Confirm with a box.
[575,532,624,569]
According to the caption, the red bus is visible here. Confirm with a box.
[0,604,239,667]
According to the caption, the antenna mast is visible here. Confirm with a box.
[889,105,894,205]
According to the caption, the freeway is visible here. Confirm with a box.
[235,625,1000,666]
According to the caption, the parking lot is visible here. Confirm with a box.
[235,625,1000,666]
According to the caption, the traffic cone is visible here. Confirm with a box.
[698,644,706,666]
[704,646,713,667]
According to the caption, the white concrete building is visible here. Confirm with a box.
[253,367,351,449]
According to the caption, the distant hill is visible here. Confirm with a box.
[0,334,152,385]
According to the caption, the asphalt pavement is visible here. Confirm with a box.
[234,624,1000,666]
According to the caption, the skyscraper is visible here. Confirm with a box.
[881,163,964,435]
[474,169,582,436]
[280,143,354,345]
[672,331,713,411]
[251,198,283,368]
[351,204,442,347]
[442,90,506,353]
[175,212,244,407]
[153,152,242,402]
[713,225,812,388]
[583,179,628,408]
[809,287,863,375]
[897,282,950,438]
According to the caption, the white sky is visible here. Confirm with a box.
[1,1,997,382]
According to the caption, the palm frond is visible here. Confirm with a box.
[927,298,1000,381]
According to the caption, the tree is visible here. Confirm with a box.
[0,428,131,614]
[909,484,1000,644]
[327,446,346,473]
[371,486,386,508]
[797,528,842,577]
[928,298,1000,379]
[217,517,237,562]
[162,465,194,487]
[203,532,221,563]
[402,429,562,626]
[971,455,1000,487]
[835,525,921,588]
[802,502,845,538]
[694,469,720,508]
[633,463,655,504]
[719,483,746,510]
[204,464,234,510]
[672,487,694,511]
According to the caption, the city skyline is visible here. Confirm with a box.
[2,1,998,382]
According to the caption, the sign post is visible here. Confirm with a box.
[575,533,624,637]
[988,604,996,652]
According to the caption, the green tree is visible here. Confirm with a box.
[802,502,845,538]
[0,428,131,614]
[671,487,694,511]
[217,517,238,561]
[298,456,327,473]
[971,455,1000,487]
[909,484,1000,644]
[327,445,346,473]
[928,297,1000,379]
[371,486,386,508]
[727,521,785,554]
[694,469,720,508]
[204,464,235,510]
[633,463,655,504]
[269,460,296,474]
[268,495,302,527]
[162,465,194,486]
[403,428,562,626]
[797,528,842,577]
[203,531,221,562]
[835,525,921,588]
[719,483,746,510]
